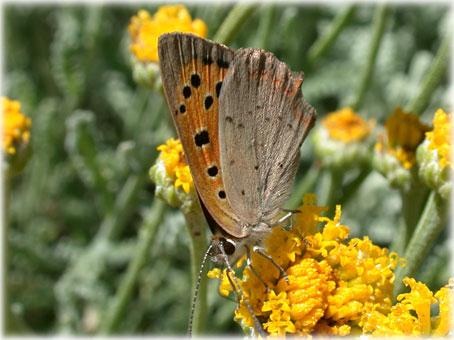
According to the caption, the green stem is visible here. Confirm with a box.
[96,172,148,242]
[406,31,452,115]
[184,208,208,335]
[350,4,389,111]
[213,3,259,45]
[3,175,32,334]
[307,5,356,65]
[390,184,428,255]
[393,191,448,297]
[256,4,275,50]
[5,306,30,334]
[324,170,344,217]
[3,176,12,332]
[339,167,371,205]
[390,217,407,256]
[286,165,321,210]
[98,200,167,334]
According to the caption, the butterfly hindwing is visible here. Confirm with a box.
[218,48,316,226]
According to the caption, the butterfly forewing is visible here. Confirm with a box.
[158,33,247,238]
[218,48,316,226]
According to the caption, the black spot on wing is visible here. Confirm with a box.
[218,190,226,199]
[217,59,229,68]
[183,86,191,98]
[202,56,213,65]
[207,165,218,177]
[216,81,223,97]
[191,74,201,88]
[194,130,209,147]
[204,95,213,110]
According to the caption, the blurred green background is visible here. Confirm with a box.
[3,3,451,335]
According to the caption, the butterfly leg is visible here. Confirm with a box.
[271,211,294,227]
[253,246,290,285]
[246,246,271,293]
[219,241,268,338]
[278,209,312,246]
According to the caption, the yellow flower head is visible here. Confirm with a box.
[313,108,375,170]
[322,107,375,143]
[376,108,430,168]
[2,97,31,155]
[360,277,454,337]
[156,138,193,194]
[208,194,404,337]
[128,5,207,63]
[426,108,452,169]
[432,278,454,336]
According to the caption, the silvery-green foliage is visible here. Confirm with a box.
[4,3,450,335]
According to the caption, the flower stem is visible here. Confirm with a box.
[184,208,208,335]
[256,4,275,50]
[4,177,33,333]
[393,191,448,297]
[323,170,344,217]
[286,165,321,210]
[98,200,167,334]
[406,31,452,115]
[96,172,149,242]
[307,5,356,65]
[350,4,389,111]
[339,167,371,205]
[213,3,258,45]
[3,176,12,332]
[391,183,429,253]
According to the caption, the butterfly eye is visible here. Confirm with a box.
[221,238,236,255]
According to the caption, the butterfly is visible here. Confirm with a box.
[158,32,316,335]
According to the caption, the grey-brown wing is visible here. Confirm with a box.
[218,48,316,226]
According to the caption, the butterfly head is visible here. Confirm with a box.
[209,235,238,264]
[209,221,271,265]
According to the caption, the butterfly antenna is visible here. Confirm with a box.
[219,241,268,339]
[187,243,213,338]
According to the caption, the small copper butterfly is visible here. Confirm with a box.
[158,32,316,336]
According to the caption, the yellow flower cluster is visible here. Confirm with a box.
[128,5,207,63]
[322,107,374,143]
[208,194,453,337]
[208,194,411,337]
[156,138,193,193]
[426,108,452,169]
[2,97,31,155]
[375,108,430,168]
[361,278,454,337]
